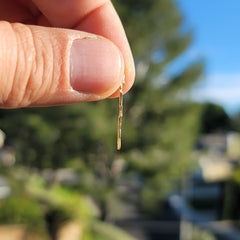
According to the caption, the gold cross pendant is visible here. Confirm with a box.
[117,76,125,150]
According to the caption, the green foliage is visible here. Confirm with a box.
[231,112,240,132]
[87,221,138,240]
[192,226,216,240]
[0,196,44,227]
[26,174,99,223]
[199,102,231,133]
[0,168,137,240]
[222,180,240,220]
[0,180,49,239]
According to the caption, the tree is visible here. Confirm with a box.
[231,112,240,132]
[112,0,203,214]
[199,102,231,133]
[0,0,203,217]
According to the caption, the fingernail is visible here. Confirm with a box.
[70,38,123,96]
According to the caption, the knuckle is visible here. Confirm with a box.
[0,23,53,108]
[0,23,67,108]
[0,21,18,107]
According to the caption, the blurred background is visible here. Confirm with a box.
[0,0,239,239]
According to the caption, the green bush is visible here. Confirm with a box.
[192,226,216,240]
[0,196,44,227]
[83,221,138,240]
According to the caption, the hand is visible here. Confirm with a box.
[0,0,135,108]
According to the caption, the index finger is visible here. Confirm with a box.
[32,0,135,96]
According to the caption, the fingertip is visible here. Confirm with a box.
[76,1,135,98]
[70,37,125,98]
[108,63,135,98]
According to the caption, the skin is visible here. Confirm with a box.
[0,0,135,108]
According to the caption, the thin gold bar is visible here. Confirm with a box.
[117,76,125,150]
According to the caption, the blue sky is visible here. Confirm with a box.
[173,0,240,115]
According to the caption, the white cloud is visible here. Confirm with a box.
[192,73,240,100]
[203,73,240,88]
[192,87,240,103]
[191,73,240,113]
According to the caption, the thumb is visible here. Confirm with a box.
[0,22,124,108]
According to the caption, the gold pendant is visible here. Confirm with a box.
[117,76,125,150]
